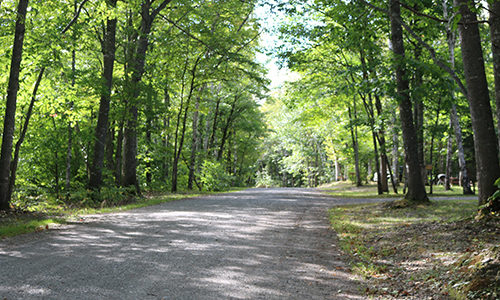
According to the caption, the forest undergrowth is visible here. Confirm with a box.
[328,183,499,299]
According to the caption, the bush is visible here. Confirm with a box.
[254,170,275,188]
[200,160,233,191]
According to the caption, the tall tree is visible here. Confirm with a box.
[454,0,500,208]
[89,0,118,190]
[389,0,428,203]
[122,0,172,193]
[489,0,500,149]
[0,0,30,210]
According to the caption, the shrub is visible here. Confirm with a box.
[200,160,233,191]
[254,170,275,188]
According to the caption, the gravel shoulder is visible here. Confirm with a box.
[0,188,374,300]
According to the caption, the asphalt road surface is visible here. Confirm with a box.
[0,188,375,299]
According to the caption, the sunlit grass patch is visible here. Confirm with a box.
[322,181,473,198]
[0,218,66,238]
[328,198,497,298]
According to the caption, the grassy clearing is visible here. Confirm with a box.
[321,181,471,198]
[329,199,499,299]
[0,187,247,239]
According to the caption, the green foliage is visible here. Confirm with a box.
[254,170,275,188]
[199,160,234,192]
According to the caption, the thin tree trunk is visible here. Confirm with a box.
[348,102,362,187]
[444,0,473,195]
[0,0,29,210]
[172,54,202,192]
[65,0,77,198]
[390,0,428,202]
[428,98,443,195]
[209,97,221,153]
[162,86,171,182]
[188,95,201,190]
[445,120,453,190]
[89,0,117,190]
[218,94,239,161]
[115,120,124,185]
[392,116,399,185]
[455,0,500,207]
[8,67,45,201]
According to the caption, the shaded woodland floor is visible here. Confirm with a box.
[327,182,499,299]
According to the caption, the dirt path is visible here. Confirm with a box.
[0,188,376,299]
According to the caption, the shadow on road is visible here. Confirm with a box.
[0,188,366,299]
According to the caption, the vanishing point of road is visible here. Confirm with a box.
[0,188,373,299]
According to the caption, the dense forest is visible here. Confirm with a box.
[0,0,268,209]
[257,0,500,216]
[0,0,499,216]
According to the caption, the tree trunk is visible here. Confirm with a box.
[0,0,29,210]
[392,117,399,185]
[445,120,453,190]
[413,44,426,184]
[428,98,443,195]
[115,120,123,185]
[171,54,202,192]
[444,0,473,195]
[8,67,45,202]
[489,0,500,150]
[348,102,362,187]
[122,0,172,193]
[455,0,500,207]
[218,95,239,161]
[89,0,117,190]
[188,96,200,190]
[390,0,428,202]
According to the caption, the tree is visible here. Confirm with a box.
[89,0,118,190]
[454,0,500,210]
[389,0,428,203]
[0,0,30,210]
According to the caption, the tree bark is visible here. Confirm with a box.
[123,0,172,193]
[218,94,240,161]
[0,0,29,210]
[171,54,202,192]
[390,0,428,202]
[412,44,426,184]
[455,0,500,206]
[89,0,117,190]
[445,119,453,191]
[489,0,500,150]
[188,96,201,190]
[444,0,473,195]
[348,101,362,187]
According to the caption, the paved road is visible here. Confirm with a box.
[0,188,370,299]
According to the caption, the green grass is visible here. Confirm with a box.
[321,181,474,198]
[329,199,478,282]
[0,218,66,238]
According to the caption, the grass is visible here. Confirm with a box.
[0,187,248,239]
[329,197,499,299]
[321,180,474,198]
[0,218,67,238]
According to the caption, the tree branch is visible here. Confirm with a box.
[61,0,89,34]
[360,0,468,97]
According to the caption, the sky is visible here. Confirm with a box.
[253,2,299,90]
